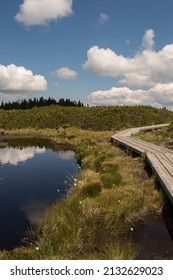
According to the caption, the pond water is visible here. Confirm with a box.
[0,138,80,250]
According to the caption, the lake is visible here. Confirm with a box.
[0,138,80,250]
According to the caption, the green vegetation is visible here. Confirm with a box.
[0,105,172,131]
[0,126,163,259]
[137,124,173,147]
[0,104,170,259]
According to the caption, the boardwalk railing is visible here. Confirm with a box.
[111,124,173,204]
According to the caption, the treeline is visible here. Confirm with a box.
[0,97,84,110]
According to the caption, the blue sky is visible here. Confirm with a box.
[1,0,173,107]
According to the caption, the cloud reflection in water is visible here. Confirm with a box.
[0,146,46,165]
[21,199,52,224]
[57,150,75,160]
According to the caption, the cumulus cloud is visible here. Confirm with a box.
[0,64,47,96]
[142,29,155,50]
[15,0,73,26]
[88,83,173,107]
[53,67,78,79]
[83,45,134,78]
[83,43,173,87]
[88,87,147,105]
[83,29,173,87]
[99,12,110,24]
[85,29,173,107]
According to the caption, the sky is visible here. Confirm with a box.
[1,0,173,108]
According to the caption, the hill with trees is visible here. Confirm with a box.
[0,104,172,131]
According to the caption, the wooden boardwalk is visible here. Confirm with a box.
[111,124,173,204]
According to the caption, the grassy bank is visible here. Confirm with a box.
[137,124,173,147]
[0,127,163,259]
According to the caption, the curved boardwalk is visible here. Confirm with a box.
[111,124,173,204]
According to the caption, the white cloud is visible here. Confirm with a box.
[53,67,78,79]
[15,0,73,26]
[99,12,110,24]
[85,29,173,107]
[83,44,173,86]
[88,87,148,106]
[0,64,47,96]
[83,30,173,87]
[83,45,132,77]
[88,83,173,107]
[142,29,155,50]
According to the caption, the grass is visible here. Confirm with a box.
[136,120,173,145]
[137,127,170,146]
[0,127,163,259]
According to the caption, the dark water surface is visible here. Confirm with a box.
[0,138,80,250]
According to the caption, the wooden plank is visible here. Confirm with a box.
[147,152,173,204]
[129,137,173,154]
[154,153,173,177]
[113,136,161,155]
[164,153,173,165]
[111,123,173,205]
[112,136,145,154]
[112,124,169,138]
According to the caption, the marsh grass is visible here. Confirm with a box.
[81,181,102,198]
[137,127,170,146]
[0,127,163,260]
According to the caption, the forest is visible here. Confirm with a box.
[0,97,84,110]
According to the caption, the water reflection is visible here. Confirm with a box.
[0,146,46,165]
[21,199,52,224]
[0,138,80,250]
[57,150,75,160]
